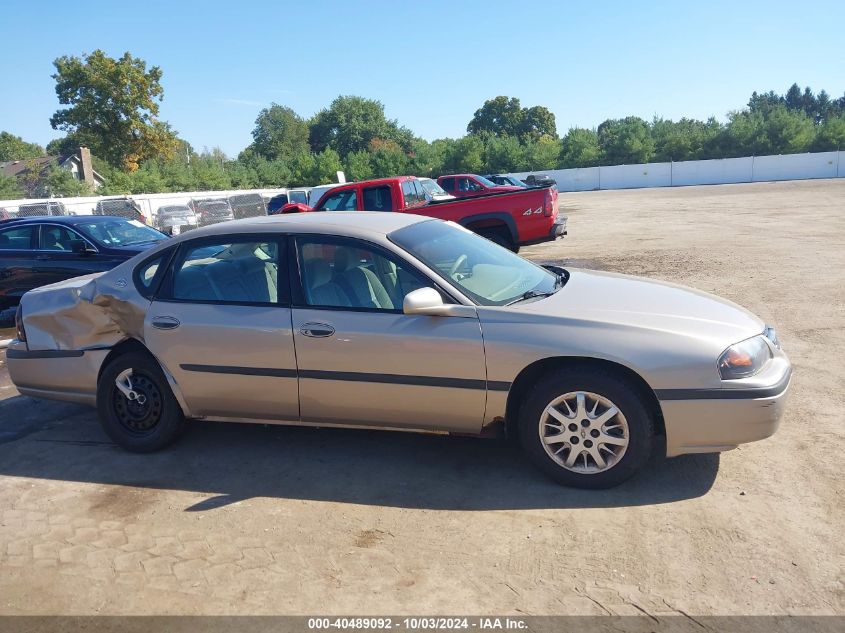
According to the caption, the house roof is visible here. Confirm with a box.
[0,156,56,178]
[0,153,104,183]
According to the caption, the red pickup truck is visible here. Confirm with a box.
[282,176,566,251]
[436,173,522,198]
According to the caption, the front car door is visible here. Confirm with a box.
[143,234,299,421]
[33,223,121,288]
[0,224,38,308]
[289,234,487,433]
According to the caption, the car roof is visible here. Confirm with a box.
[0,215,134,226]
[169,212,432,240]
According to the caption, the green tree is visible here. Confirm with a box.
[523,135,561,170]
[483,135,526,172]
[652,117,721,162]
[345,151,374,181]
[312,148,344,184]
[597,117,655,164]
[368,138,409,178]
[44,165,92,196]
[521,106,557,141]
[0,173,23,199]
[50,50,179,171]
[309,96,410,157]
[247,104,310,161]
[467,96,524,137]
[559,128,602,167]
[441,136,484,174]
[407,139,445,177]
[812,115,845,151]
[0,132,44,161]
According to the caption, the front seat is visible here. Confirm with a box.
[304,258,351,307]
[334,248,394,309]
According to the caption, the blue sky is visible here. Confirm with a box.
[2,0,843,157]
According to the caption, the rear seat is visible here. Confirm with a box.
[174,256,277,303]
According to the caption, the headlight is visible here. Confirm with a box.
[718,335,772,379]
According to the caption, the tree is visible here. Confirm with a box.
[559,128,602,168]
[523,135,561,170]
[0,132,44,161]
[441,136,484,174]
[309,96,410,157]
[652,117,720,162]
[50,50,179,171]
[45,165,92,196]
[467,96,525,137]
[368,139,408,178]
[0,173,23,199]
[812,115,845,151]
[248,104,310,161]
[483,135,526,173]
[521,106,557,140]
[312,148,344,184]
[597,117,655,164]
[345,151,374,182]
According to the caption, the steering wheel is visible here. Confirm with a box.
[449,254,468,279]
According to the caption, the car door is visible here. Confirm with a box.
[32,223,122,287]
[143,234,299,421]
[290,234,488,433]
[0,224,38,307]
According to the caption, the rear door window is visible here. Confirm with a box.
[0,225,36,250]
[439,177,455,192]
[169,238,283,305]
[362,186,393,211]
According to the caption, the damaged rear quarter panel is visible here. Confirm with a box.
[20,260,151,352]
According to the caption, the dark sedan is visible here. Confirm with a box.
[0,215,167,308]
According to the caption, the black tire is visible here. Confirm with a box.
[478,228,518,252]
[97,351,185,453]
[517,367,653,488]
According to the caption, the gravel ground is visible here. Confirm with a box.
[0,178,842,615]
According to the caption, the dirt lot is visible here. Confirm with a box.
[0,179,842,616]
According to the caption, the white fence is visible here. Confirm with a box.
[510,151,844,192]
[0,187,288,221]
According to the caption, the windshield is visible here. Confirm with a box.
[77,218,167,247]
[389,220,558,306]
[419,179,448,196]
[473,175,500,188]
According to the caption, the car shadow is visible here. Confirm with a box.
[0,395,719,511]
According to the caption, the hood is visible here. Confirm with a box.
[107,240,164,254]
[518,268,764,346]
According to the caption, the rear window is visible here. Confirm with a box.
[401,181,426,207]
[362,186,393,211]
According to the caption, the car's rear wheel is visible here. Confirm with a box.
[97,351,185,452]
[478,228,519,253]
[518,367,653,488]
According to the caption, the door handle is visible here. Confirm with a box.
[299,322,335,338]
[152,316,180,330]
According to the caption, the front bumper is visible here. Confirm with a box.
[660,361,792,457]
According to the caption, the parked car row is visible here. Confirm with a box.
[274,174,565,253]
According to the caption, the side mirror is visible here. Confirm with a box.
[69,239,94,255]
[402,287,476,318]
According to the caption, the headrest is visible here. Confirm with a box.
[307,259,332,287]
[333,247,357,272]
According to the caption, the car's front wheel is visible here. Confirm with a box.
[518,367,653,488]
[97,351,185,452]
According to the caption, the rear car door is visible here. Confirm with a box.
[290,235,488,433]
[143,234,299,421]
